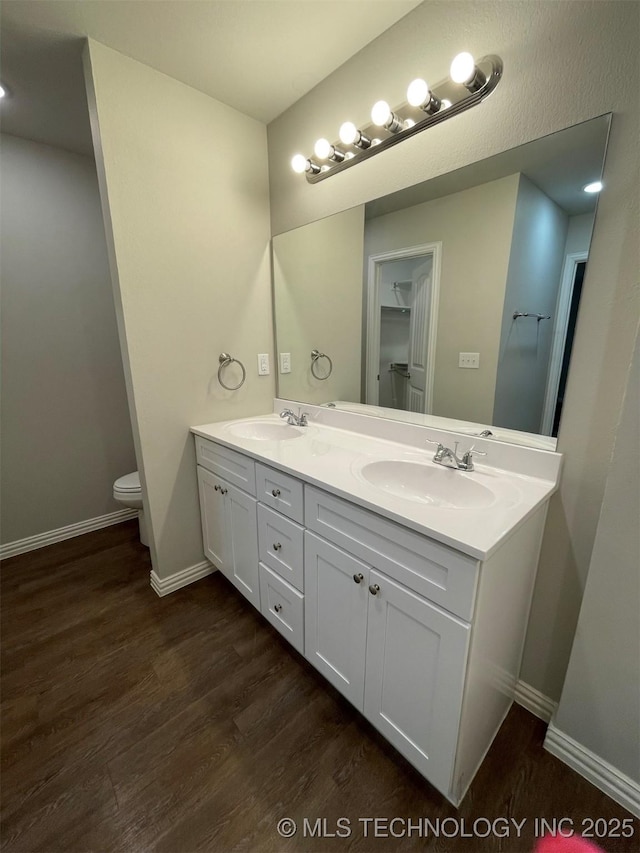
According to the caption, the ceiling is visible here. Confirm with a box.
[0,0,422,156]
[366,115,610,220]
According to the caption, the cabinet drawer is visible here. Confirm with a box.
[259,563,304,654]
[255,463,303,523]
[258,504,304,591]
[305,486,478,621]
[195,437,256,495]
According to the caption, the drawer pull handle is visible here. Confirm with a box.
[214,485,220,491]
[369,584,380,596]
[220,487,228,495]
[353,573,364,584]
[274,604,282,613]
[271,488,281,497]
[273,542,282,551]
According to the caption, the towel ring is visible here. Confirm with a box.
[310,349,333,380]
[218,353,246,391]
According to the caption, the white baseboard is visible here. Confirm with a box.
[545,722,640,818]
[514,679,557,722]
[0,508,138,560]
[150,559,216,597]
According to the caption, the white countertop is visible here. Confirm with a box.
[191,411,562,561]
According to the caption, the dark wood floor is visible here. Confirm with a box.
[1,521,637,853]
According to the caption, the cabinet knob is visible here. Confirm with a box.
[214,484,220,491]
[273,542,282,551]
[368,584,380,596]
[271,488,281,497]
[274,604,282,613]
[220,487,228,495]
[353,573,364,584]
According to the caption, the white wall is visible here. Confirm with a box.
[553,321,639,785]
[378,260,414,308]
[267,0,640,703]
[493,175,568,433]
[364,175,519,424]
[0,133,136,544]
[273,206,363,404]
[564,212,595,257]
[83,40,273,580]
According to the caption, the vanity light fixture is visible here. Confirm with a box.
[290,51,503,183]
[407,78,441,114]
[583,180,603,193]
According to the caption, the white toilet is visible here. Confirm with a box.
[113,471,149,547]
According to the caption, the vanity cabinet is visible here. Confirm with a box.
[195,436,306,645]
[304,532,369,707]
[364,568,469,797]
[305,530,470,797]
[197,466,260,609]
[194,433,549,806]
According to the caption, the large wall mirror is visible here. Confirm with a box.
[272,115,611,449]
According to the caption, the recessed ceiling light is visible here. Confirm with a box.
[583,181,603,193]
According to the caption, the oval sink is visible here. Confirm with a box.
[357,460,496,508]
[224,419,305,441]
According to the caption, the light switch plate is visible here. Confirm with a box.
[280,352,291,374]
[258,353,270,375]
[459,352,480,369]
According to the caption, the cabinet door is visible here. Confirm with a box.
[226,481,260,609]
[304,532,368,710]
[197,466,230,575]
[364,570,470,798]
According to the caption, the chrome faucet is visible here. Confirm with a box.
[280,408,308,427]
[426,438,486,472]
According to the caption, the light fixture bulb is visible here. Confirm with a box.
[291,154,321,175]
[407,77,441,115]
[450,52,476,84]
[371,100,392,127]
[450,52,487,92]
[407,78,429,107]
[0,85,5,99]
[583,181,603,193]
[339,121,371,150]
[314,138,332,160]
[291,154,308,174]
[371,100,404,133]
[339,122,358,145]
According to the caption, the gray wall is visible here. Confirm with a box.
[553,322,639,784]
[267,0,640,706]
[493,174,568,433]
[0,133,136,544]
[84,40,274,580]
